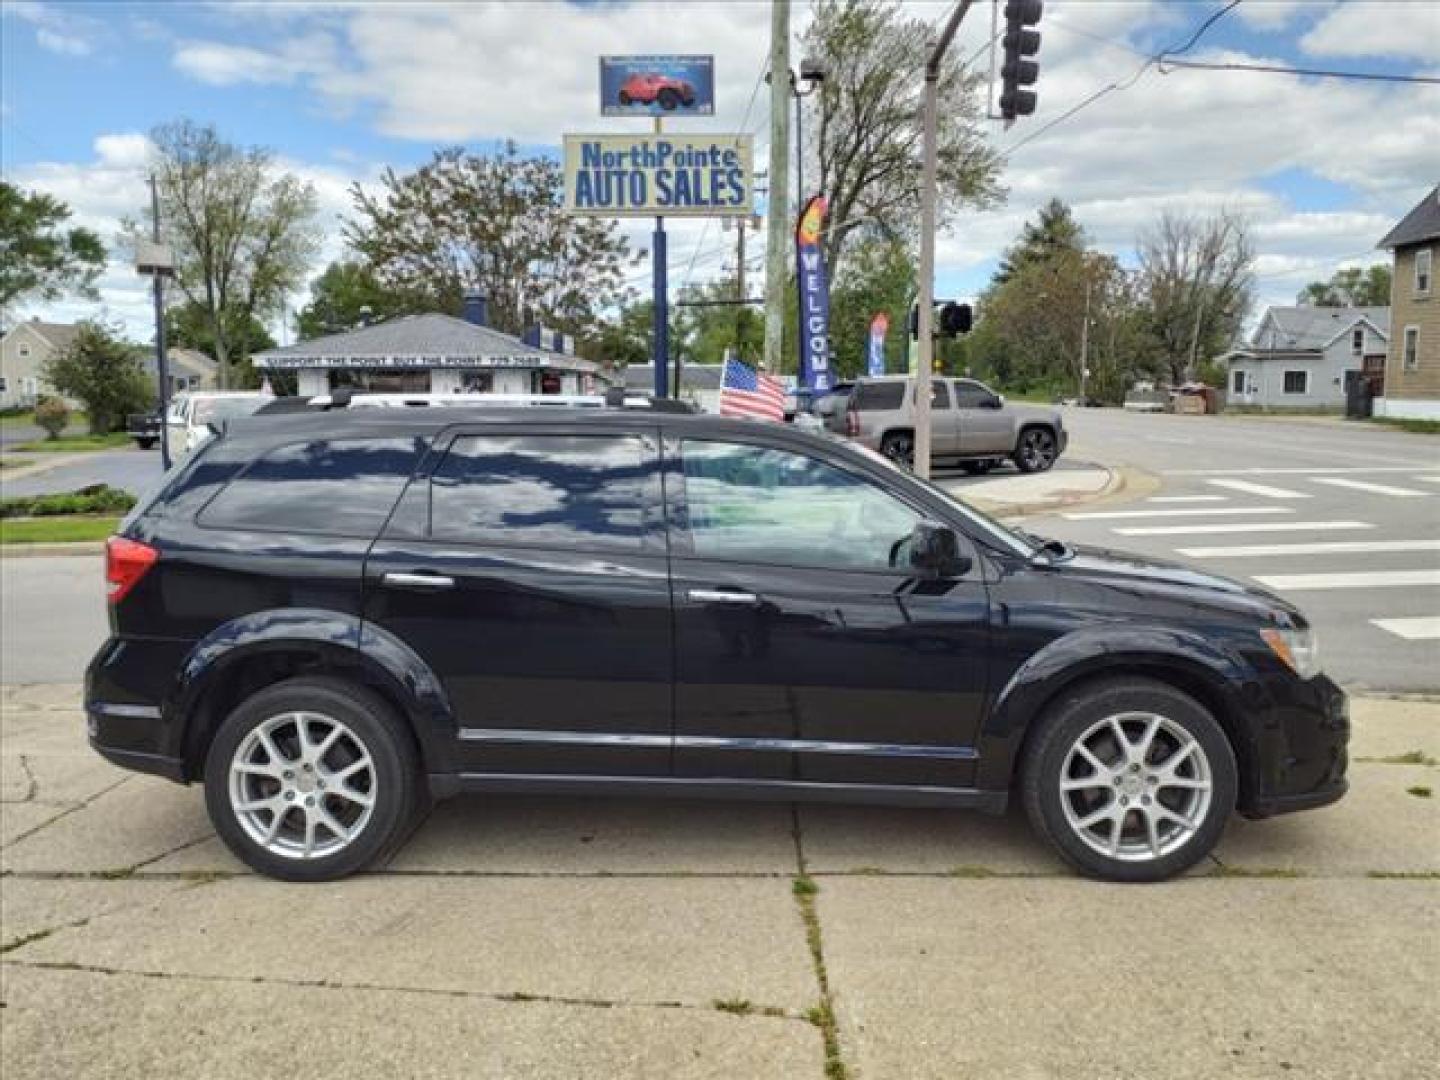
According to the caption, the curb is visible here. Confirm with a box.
[965,463,1159,520]
[0,541,106,558]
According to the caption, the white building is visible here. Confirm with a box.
[1220,306,1389,412]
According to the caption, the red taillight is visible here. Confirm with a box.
[106,536,158,604]
[845,408,860,437]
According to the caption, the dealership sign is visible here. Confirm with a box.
[796,195,833,392]
[600,55,714,117]
[563,134,753,217]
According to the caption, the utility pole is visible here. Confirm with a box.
[763,0,791,375]
[1079,275,1091,402]
[652,116,670,398]
[148,174,173,471]
[736,215,748,349]
[914,0,973,479]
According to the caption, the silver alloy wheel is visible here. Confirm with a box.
[1058,711,1213,863]
[228,710,376,860]
[1022,429,1056,470]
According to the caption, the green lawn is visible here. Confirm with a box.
[1370,416,1440,435]
[0,516,119,544]
[0,410,90,430]
[12,432,132,452]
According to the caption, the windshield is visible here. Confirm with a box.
[816,431,1038,558]
[193,397,268,425]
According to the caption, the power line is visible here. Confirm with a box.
[1157,0,1243,64]
[1158,58,1440,85]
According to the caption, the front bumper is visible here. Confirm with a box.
[1240,673,1349,819]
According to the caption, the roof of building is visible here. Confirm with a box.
[1250,306,1390,351]
[252,313,597,374]
[1378,185,1440,250]
[624,362,725,391]
[137,347,216,378]
[4,320,82,352]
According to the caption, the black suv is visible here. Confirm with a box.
[87,406,1348,882]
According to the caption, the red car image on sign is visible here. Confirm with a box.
[618,72,696,110]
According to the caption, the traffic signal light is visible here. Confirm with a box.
[1000,0,1043,121]
[939,302,972,337]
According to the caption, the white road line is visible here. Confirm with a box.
[1416,476,1440,485]
[1064,507,1291,521]
[1371,617,1440,641]
[1176,539,1440,558]
[1309,477,1428,498]
[1253,570,1440,591]
[1164,466,1425,476]
[1147,495,1229,503]
[1115,521,1375,536]
[1205,479,1311,499]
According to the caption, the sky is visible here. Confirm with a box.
[2,0,1437,345]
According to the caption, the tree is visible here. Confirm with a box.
[803,0,1002,279]
[295,260,426,340]
[42,322,151,434]
[993,199,1085,286]
[346,144,638,338]
[134,120,321,389]
[1297,264,1391,307]
[33,396,69,440]
[0,181,105,309]
[827,236,914,378]
[1136,208,1255,384]
[165,299,274,362]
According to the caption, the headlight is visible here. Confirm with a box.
[1261,625,1321,680]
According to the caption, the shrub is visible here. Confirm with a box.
[33,396,70,439]
[0,484,137,519]
[41,321,152,434]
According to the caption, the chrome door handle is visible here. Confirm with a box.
[382,571,455,591]
[687,589,759,605]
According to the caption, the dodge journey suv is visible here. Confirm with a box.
[87,404,1347,882]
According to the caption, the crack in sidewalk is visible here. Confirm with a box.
[0,774,132,851]
[791,805,851,1080]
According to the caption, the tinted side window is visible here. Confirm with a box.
[928,382,951,409]
[431,435,647,552]
[680,440,921,571]
[200,437,425,537]
[954,381,990,408]
[853,381,904,410]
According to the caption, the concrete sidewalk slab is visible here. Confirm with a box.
[799,804,1064,875]
[0,877,194,950]
[820,876,1439,1080]
[12,875,818,1012]
[1214,764,1439,875]
[1350,696,1440,761]
[0,966,823,1080]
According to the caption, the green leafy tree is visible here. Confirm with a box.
[33,396,70,440]
[993,199,1085,286]
[346,144,638,338]
[131,120,321,388]
[827,237,914,378]
[0,181,105,308]
[165,299,275,361]
[295,260,425,340]
[42,322,151,434]
[1297,264,1392,307]
[802,0,1003,279]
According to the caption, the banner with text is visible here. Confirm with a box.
[563,134,753,217]
[796,195,833,392]
[867,313,889,377]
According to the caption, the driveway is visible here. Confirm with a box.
[2,685,1436,1078]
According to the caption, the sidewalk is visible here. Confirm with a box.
[3,685,1436,1078]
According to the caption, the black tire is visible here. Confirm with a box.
[880,431,914,470]
[657,87,679,110]
[135,437,156,450]
[961,459,997,475]
[204,676,423,882]
[1021,677,1237,883]
[1013,426,1058,473]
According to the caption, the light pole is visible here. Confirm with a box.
[792,58,825,211]
[136,174,176,471]
[1079,275,1092,402]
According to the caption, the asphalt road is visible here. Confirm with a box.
[1034,409,1440,693]
[2,447,164,498]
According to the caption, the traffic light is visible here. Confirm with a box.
[939,302,972,337]
[1000,0,1043,121]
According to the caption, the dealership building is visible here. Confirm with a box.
[253,294,605,397]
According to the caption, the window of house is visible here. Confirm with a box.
[0,377,7,392]
[431,434,648,551]
[1282,370,1309,394]
[17,344,30,358]
[1351,328,1364,354]
[1231,369,1246,394]
[1416,248,1433,297]
[1404,327,1420,372]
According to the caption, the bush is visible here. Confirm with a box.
[33,396,70,439]
[0,484,137,519]
[42,321,152,434]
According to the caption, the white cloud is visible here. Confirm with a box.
[1301,1,1440,60]
[172,34,339,87]
[1233,1,1327,32]
[4,1,98,57]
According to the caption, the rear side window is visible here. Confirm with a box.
[431,434,647,552]
[853,382,904,410]
[954,381,989,408]
[200,437,425,537]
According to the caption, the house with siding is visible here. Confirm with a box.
[0,320,81,409]
[1220,305,1388,412]
[1375,185,1439,420]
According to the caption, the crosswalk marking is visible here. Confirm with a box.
[1371,617,1440,641]
[1064,507,1291,521]
[1253,570,1440,591]
[1164,466,1425,476]
[1147,495,1228,503]
[1175,539,1440,558]
[1310,477,1428,498]
[1413,476,1440,485]
[1205,478,1311,499]
[1115,521,1375,536]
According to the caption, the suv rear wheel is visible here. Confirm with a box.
[204,676,423,881]
[881,431,914,469]
[1021,678,1236,882]
[1014,427,1058,473]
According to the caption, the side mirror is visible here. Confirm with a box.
[991,394,1006,409]
[908,521,971,579]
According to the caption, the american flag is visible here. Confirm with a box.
[718,358,786,422]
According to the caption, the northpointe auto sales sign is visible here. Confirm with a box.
[563,134,753,217]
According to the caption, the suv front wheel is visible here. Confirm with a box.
[1021,678,1236,882]
[1013,427,1058,473]
[204,676,424,881]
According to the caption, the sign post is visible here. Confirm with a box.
[653,116,669,398]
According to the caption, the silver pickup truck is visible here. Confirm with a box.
[843,375,1067,473]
